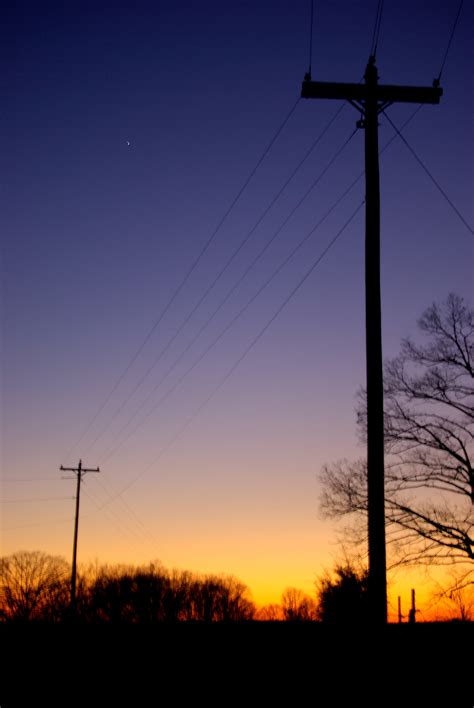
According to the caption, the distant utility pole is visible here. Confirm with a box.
[60,459,100,610]
[301,57,442,625]
[408,588,417,624]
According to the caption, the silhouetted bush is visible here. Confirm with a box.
[316,565,369,624]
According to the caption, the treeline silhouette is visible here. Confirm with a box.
[82,565,255,623]
[2,554,473,708]
[0,551,257,623]
[0,550,376,624]
[3,550,472,625]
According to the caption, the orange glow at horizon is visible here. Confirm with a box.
[3,514,465,622]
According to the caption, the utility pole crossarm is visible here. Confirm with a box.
[301,79,442,105]
[60,464,100,473]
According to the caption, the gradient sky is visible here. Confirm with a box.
[2,0,473,615]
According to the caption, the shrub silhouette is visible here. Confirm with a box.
[316,565,369,624]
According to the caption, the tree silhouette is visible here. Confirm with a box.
[255,604,283,621]
[72,562,255,623]
[281,587,317,621]
[320,293,474,566]
[0,550,69,621]
[430,568,474,621]
[190,574,255,621]
[316,565,369,624]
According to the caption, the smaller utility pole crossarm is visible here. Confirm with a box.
[60,459,100,611]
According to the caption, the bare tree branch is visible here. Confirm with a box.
[320,293,474,568]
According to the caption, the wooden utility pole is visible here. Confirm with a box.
[301,57,442,624]
[408,588,417,623]
[60,459,100,611]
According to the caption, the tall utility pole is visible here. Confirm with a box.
[60,459,100,610]
[301,58,442,624]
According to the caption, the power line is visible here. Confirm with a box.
[98,105,426,464]
[382,111,474,235]
[2,477,59,482]
[67,471,164,560]
[62,96,301,463]
[117,193,367,462]
[308,0,315,77]
[82,105,422,503]
[91,474,163,553]
[85,109,350,460]
[100,201,364,503]
[1,468,160,560]
[1,497,73,503]
[83,103,347,458]
[98,129,359,465]
[80,485,159,560]
[370,0,384,60]
[436,0,464,83]
[91,104,422,516]
[2,518,74,532]
[98,106,426,467]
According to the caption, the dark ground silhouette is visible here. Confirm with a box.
[1,621,472,706]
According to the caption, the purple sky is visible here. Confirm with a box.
[2,0,473,606]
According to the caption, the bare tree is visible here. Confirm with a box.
[77,562,255,623]
[430,568,474,621]
[190,574,255,621]
[254,604,283,621]
[281,587,317,621]
[320,294,473,567]
[0,550,69,621]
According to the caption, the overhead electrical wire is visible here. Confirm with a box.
[1,477,60,483]
[62,96,301,464]
[80,485,159,559]
[7,1,468,566]
[65,105,352,540]
[62,0,338,527]
[51,95,339,553]
[76,101,431,526]
[97,128,359,465]
[382,111,473,235]
[91,475,163,551]
[65,106,427,532]
[82,103,348,458]
[0,470,160,555]
[308,0,315,77]
[1,497,73,503]
[100,201,364,503]
[2,517,75,532]
[98,105,427,467]
[436,0,464,83]
[85,109,349,460]
[12,0,469,544]
[95,105,422,498]
[370,0,384,59]
[78,121,361,529]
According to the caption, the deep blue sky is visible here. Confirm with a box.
[2,1,473,605]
